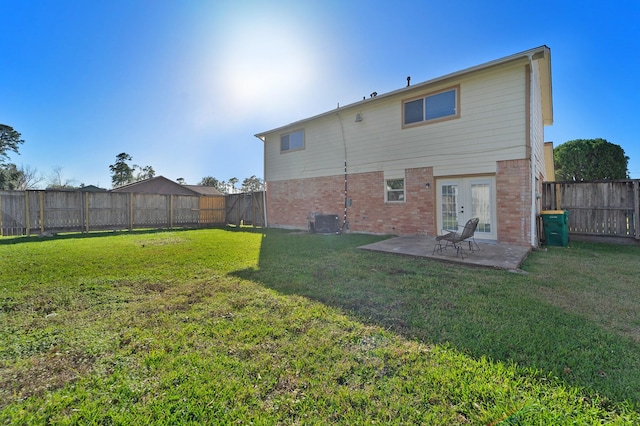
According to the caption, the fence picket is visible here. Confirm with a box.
[542,180,639,241]
[0,190,263,236]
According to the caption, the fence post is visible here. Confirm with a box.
[169,194,173,229]
[129,193,134,231]
[635,180,640,240]
[25,191,31,236]
[39,191,45,234]
[85,192,90,233]
[253,193,257,226]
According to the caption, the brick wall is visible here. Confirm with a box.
[265,175,345,230]
[266,167,435,235]
[496,158,532,245]
[267,161,534,246]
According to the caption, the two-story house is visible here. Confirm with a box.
[255,46,553,247]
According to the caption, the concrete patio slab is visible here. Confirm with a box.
[358,236,531,270]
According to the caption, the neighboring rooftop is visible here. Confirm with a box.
[112,176,221,196]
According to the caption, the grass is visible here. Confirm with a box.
[1,228,639,424]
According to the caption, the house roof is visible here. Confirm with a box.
[255,45,552,139]
[111,176,200,195]
[78,185,107,192]
[184,185,223,196]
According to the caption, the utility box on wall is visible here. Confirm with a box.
[308,213,340,234]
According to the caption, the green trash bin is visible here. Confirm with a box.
[541,210,569,247]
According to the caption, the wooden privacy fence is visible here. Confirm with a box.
[542,180,640,241]
[0,190,227,236]
[226,191,266,227]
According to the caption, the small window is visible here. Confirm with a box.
[281,129,304,152]
[386,178,405,202]
[403,86,459,127]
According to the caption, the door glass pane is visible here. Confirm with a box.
[471,183,491,233]
[441,184,458,231]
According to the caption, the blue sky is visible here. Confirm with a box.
[1,0,639,188]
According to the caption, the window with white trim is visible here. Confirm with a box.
[403,86,459,127]
[386,178,405,202]
[280,129,305,152]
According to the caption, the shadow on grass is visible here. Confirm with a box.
[232,229,640,411]
[0,226,232,246]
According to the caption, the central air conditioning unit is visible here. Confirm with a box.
[308,213,340,234]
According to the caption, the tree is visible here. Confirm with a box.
[554,138,629,181]
[0,164,21,190]
[134,165,155,181]
[241,175,264,192]
[199,176,219,187]
[228,177,239,193]
[15,164,43,190]
[0,124,24,164]
[109,153,134,188]
[0,125,26,189]
[199,176,227,193]
[46,166,76,189]
[199,175,264,194]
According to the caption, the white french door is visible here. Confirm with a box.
[437,177,496,240]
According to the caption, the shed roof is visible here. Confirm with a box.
[255,45,552,139]
[184,185,224,196]
[111,176,199,196]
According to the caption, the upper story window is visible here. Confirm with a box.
[280,129,305,153]
[403,86,459,128]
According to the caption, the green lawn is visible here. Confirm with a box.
[1,228,639,424]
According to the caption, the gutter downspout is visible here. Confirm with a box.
[528,56,538,247]
[531,135,538,247]
[336,111,349,230]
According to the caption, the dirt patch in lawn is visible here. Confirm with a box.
[0,349,95,408]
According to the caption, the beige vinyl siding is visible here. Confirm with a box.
[264,115,346,181]
[530,59,546,180]
[264,61,529,182]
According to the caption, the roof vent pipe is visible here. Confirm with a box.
[407,76,411,86]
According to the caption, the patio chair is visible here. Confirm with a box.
[432,217,480,259]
